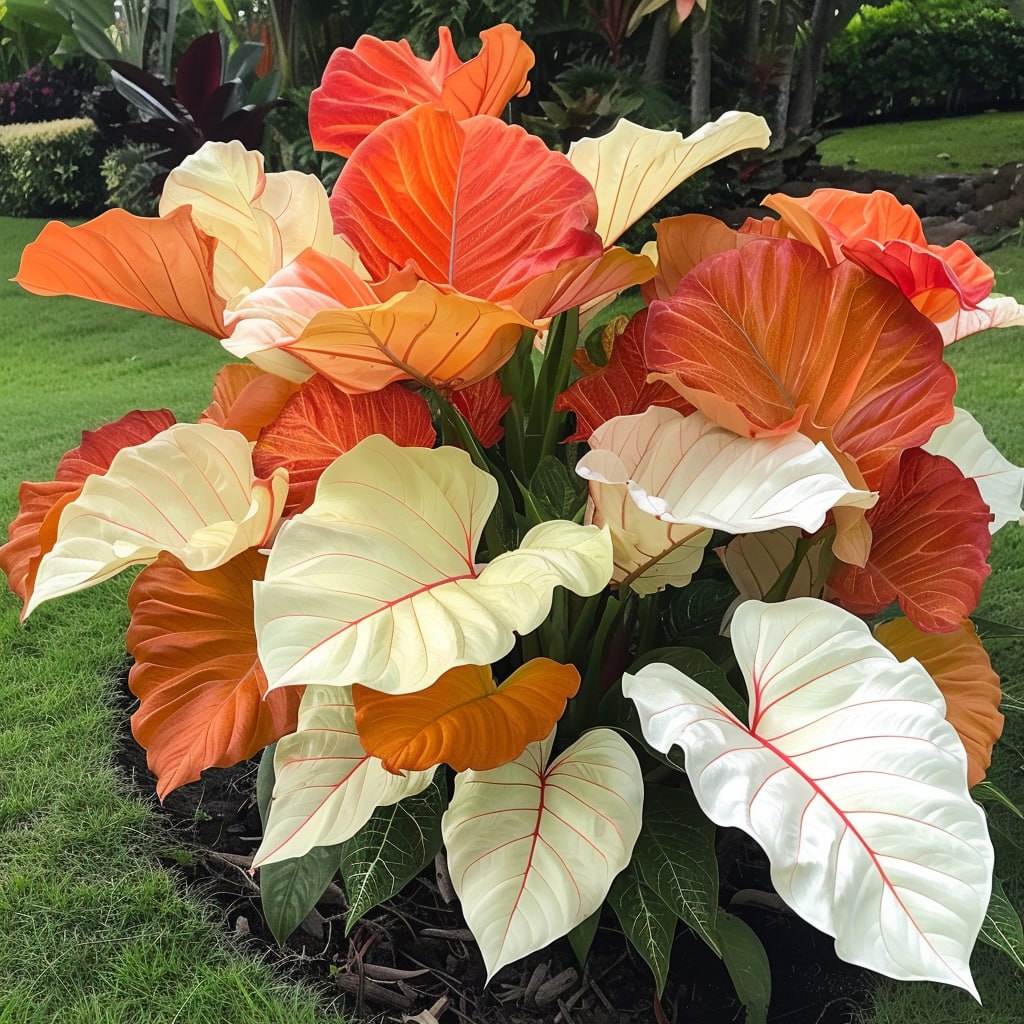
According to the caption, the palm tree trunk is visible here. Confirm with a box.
[643,6,671,84]
[690,7,712,128]
[789,0,832,136]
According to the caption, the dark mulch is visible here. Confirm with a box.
[115,668,871,1024]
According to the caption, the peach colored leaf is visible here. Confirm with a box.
[0,409,175,609]
[127,550,302,800]
[645,239,956,490]
[13,206,225,336]
[875,617,1003,787]
[26,424,289,617]
[353,659,580,773]
[828,448,992,633]
[253,686,436,867]
[567,113,770,247]
[255,436,612,694]
[309,25,534,157]
[330,104,602,304]
[936,294,1024,344]
[199,364,301,442]
[442,728,643,980]
[625,597,994,995]
[252,374,435,515]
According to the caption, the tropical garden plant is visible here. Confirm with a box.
[4,20,1024,1020]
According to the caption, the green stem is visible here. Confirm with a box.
[763,532,819,603]
[635,592,662,656]
[566,592,624,737]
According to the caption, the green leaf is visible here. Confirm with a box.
[339,776,447,934]
[630,646,747,720]
[225,38,264,80]
[51,0,122,61]
[971,616,1024,641]
[980,875,1024,971]
[716,911,771,1024]
[632,786,720,955]
[664,578,739,639]
[529,454,586,521]
[259,843,342,944]
[608,863,677,994]
[567,908,601,969]
[974,779,1024,820]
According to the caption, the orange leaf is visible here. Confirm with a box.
[199,364,301,442]
[331,103,602,303]
[252,374,435,514]
[127,550,302,800]
[451,375,511,448]
[645,239,955,489]
[310,25,533,157]
[875,617,1003,787]
[353,659,580,773]
[556,309,693,442]
[14,206,226,337]
[286,281,532,393]
[829,449,992,633]
[0,409,175,608]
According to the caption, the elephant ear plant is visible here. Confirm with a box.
[5,20,1024,1019]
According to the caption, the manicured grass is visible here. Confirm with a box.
[0,217,346,1024]
[817,111,1024,176]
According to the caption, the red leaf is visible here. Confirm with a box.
[451,375,511,448]
[0,409,175,608]
[555,310,693,442]
[127,550,302,800]
[309,25,533,158]
[829,449,992,633]
[252,375,436,514]
[330,103,601,304]
[645,239,955,489]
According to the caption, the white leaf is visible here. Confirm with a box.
[442,728,644,980]
[624,597,994,996]
[924,407,1024,532]
[27,424,287,616]
[255,436,612,693]
[253,686,435,867]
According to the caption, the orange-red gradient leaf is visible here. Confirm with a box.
[645,239,955,489]
[829,449,992,633]
[252,374,436,514]
[352,659,580,773]
[875,616,1003,787]
[0,409,175,606]
[451,375,511,448]
[127,550,302,800]
[199,364,301,442]
[14,206,226,336]
[556,310,693,442]
[310,25,533,158]
[330,104,601,303]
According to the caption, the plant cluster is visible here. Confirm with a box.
[0,59,95,125]
[4,22,1024,1019]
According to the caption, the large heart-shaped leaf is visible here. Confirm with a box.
[256,437,611,694]
[442,728,643,980]
[254,686,436,868]
[923,408,1024,533]
[828,448,992,633]
[0,409,175,609]
[330,103,602,303]
[567,113,770,247]
[645,239,956,490]
[624,597,995,995]
[875,617,1003,787]
[26,424,289,617]
[252,374,435,515]
[127,550,302,800]
[352,659,580,772]
[14,207,225,337]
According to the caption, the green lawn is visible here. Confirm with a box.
[0,217,346,1024]
[817,111,1024,176]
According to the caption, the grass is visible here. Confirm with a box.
[816,110,1024,177]
[0,217,346,1024]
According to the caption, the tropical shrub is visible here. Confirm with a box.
[0,59,96,125]
[821,0,1024,122]
[0,117,103,216]
[100,143,160,215]
[5,21,1024,1019]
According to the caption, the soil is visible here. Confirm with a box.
[115,668,871,1024]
